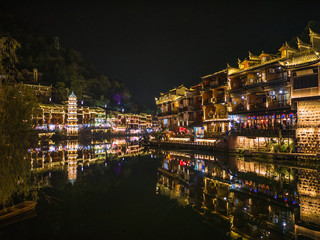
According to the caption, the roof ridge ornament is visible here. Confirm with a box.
[69,91,76,98]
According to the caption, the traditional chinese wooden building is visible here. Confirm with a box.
[227,47,296,135]
[201,69,229,137]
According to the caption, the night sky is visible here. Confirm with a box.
[4,0,320,107]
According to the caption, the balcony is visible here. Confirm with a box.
[230,100,290,114]
[230,77,288,92]
[157,110,178,117]
[247,102,266,111]
[268,100,290,109]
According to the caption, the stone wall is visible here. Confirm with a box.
[298,169,320,225]
[296,100,320,153]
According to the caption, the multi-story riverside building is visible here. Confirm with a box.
[155,28,320,152]
[156,85,191,132]
[36,103,106,130]
[156,85,203,133]
[282,29,320,154]
[105,111,154,133]
[201,69,229,137]
[227,49,296,135]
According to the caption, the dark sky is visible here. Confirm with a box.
[4,0,320,108]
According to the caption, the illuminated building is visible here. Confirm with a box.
[156,85,201,133]
[156,85,189,132]
[227,49,295,135]
[282,29,320,154]
[281,29,320,238]
[36,100,106,131]
[201,69,229,136]
[104,111,153,133]
[67,92,78,136]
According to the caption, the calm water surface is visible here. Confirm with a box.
[0,138,226,240]
[1,137,320,239]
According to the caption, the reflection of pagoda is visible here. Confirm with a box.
[67,91,78,136]
[67,140,78,183]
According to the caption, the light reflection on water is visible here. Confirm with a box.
[156,150,320,239]
[1,139,320,239]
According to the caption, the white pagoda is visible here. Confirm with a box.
[67,91,78,136]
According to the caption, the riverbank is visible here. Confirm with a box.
[145,138,320,165]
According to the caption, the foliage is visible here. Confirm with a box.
[264,138,296,153]
[0,36,39,207]
[0,36,21,82]
[0,13,138,111]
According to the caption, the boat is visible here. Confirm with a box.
[0,201,37,221]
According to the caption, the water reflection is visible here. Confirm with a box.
[2,141,320,239]
[156,150,320,239]
[29,137,145,184]
[67,140,78,183]
[3,139,227,240]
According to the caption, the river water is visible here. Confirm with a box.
[0,137,319,239]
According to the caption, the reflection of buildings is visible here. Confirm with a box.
[157,151,194,207]
[67,92,78,136]
[103,137,145,157]
[157,150,320,239]
[30,138,145,172]
[67,140,78,183]
[29,138,147,197]
[296,169,320,239]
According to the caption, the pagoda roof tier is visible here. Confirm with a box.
[69,91,76,98]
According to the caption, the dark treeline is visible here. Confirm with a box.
[0,13,151,113]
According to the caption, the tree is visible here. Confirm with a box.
[0,36,21,82]
[0,36,38,206]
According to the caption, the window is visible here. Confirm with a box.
[293,74,318,89]
[269,68,275,74]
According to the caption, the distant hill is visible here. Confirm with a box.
[0,12,141,112]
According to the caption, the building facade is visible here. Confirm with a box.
[201,69,229,137]
[156,85,190,132]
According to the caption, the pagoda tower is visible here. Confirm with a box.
[67,92,78,136]
[66,140,78,183]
